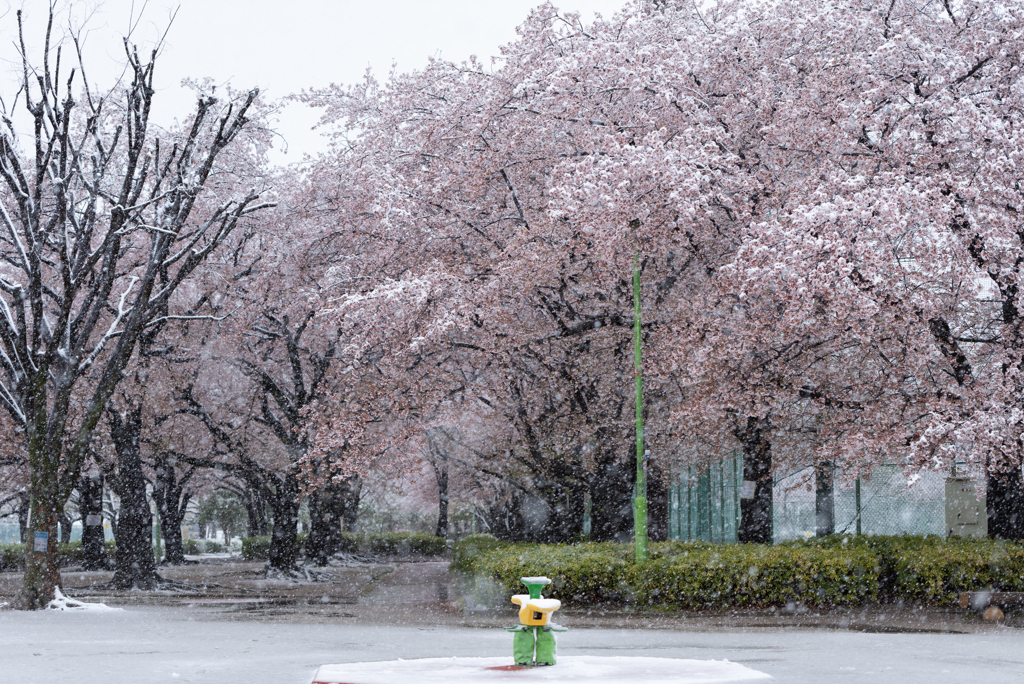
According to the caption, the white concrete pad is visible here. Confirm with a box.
[311,656,772,684]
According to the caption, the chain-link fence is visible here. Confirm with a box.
[772,464,947,540]
[668,455,950,543]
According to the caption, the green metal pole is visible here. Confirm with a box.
[687,467,692,540]
[633,253,648,562]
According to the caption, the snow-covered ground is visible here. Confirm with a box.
[1,605,1021,684]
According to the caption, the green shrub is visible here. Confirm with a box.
[301,532,359,558]
[455,536,1024,610]
[891,538,1024,604]
[497,540,630,602]
[469,540,876,608]
[182,539,200,555]
[241,536,270,560]
[1,541,116,571]
[339,532,359,553]
[481,543,632,604]
[367,532,449,557]
[779,534,1024,604]
[451,534,511,574]
[56,542,82,567]
[630,544,879,608]
[0,543,23,571]
[649,539,719,559]
[246,531,363,560]
[203,540,225,554]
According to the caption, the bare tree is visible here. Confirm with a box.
[0,9,272,608]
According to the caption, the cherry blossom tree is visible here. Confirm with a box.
[669,0,1024,537]
[297,0,1024,546]
[297,1,754,542]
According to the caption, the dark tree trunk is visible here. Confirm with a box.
[151,453,194,565]
[589,448,635,543]
[435,464,449,538]
[16,489,29,543]
[267,472,300,572]
[19,469,62,609]
[57,510,73,544]
[308,476,359,565]
[536,472,586,543]
[738,417,772,544]
[647,458,669,542]
[79,474,109,570]
[988,466,1024,539]
[109,407,159,589]
[341,476,361,533]
[241,480,269,538]
[157,502,187,565]
[815,461,835,537]
[484,488,530,541]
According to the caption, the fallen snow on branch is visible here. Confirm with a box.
[47,588,120,612]
[311,656,772,684]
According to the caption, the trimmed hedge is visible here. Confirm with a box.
[184,538,245,555]
[0,543,22,571]
[240,536,272,561]
[451,534,511,574]
[452,535,1024,609]
[892,539,1024,604]
[631,544,879,608]
[484,542,633,604]
[0,541,116,571]
[242,531,450,561]
[241,532,312,561]
[368,532,448,557]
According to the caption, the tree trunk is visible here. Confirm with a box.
[536,475,586,543]
[647,458,669,542]
[589,448,635,543]
[159,503,188,565]
[241,480,270,537]
[341,476,361,533]
[17,461,62,609]
[308,477,358,565]
[435,464,449,538]
[16,489,29,543]
[151,454,193,565]
[484,487,530,541]
[738,416,772,544]
[815,461,835,537]
[109,408,159,589]
[79,474,109,571]
[267,472,300,573]
[154,488,189,565]
[988,466,1024,540]
[57,510,73,544]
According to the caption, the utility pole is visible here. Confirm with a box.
[633,249,649,562]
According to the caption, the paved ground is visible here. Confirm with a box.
[1,557,1022,683]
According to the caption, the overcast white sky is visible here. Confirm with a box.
[1,0,629,163]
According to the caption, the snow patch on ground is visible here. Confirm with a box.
[263,565,338,583]
[47,587,120,611]
[312,656,772,684]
